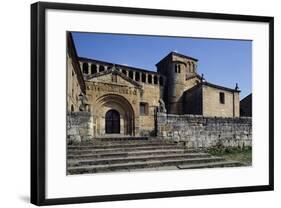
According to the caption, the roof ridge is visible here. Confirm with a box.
[202,81,240,92]
[156,51,198,66]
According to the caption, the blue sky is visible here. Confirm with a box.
[72,32,252,99]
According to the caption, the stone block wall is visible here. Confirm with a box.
[202,85,240,117]
[156,113,252,148]
[67,112,94,144]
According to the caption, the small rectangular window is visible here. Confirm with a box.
[219,92,225,104]
[140,102,148,115]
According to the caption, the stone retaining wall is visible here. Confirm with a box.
[67,112,94,144]
[156,113,252,148]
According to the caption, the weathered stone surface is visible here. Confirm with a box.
[67,112,93,144]
[67,138,244,174]
[156,112,252,148]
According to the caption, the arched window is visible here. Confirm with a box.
[129,71,134,79]
[71,105,74,112]
[122,69,127,75]
[148,74,152,84]
[91,64,97,74]
[153,75,158,84]
[99,65,105,72]
[178,65,181,73]
[141,73,146,82]
[135,72,140,81]
[82,62,88,74]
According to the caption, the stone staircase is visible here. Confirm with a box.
[67,138,242,175]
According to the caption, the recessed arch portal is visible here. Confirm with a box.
[94,94,135,136]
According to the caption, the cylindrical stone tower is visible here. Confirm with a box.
[156,52,198,114]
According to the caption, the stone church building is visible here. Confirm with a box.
[67,33,241,139]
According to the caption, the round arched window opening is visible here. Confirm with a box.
[99,65,105,72]
[91,64,97,74]
[82,63,88,74]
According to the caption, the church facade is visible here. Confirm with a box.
[67,33,241,139]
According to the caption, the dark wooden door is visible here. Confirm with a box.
[105,110,120,134]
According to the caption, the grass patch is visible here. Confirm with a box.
[206,146,252,166]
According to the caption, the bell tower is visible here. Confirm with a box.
[156,52,198,114]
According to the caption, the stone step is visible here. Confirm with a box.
[68,153,212,166]
[67,146,195,155]
[125,161,243,172]
[67,157,225,174]
[177,160,243,169]
[68,142,175,150]
[67,149,198,159]
[94,136,149,141]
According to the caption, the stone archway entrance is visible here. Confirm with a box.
[94,94,136,137]
[105,109,120,134]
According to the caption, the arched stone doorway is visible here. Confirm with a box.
[105,109,120,134]
[94,94,135,137]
